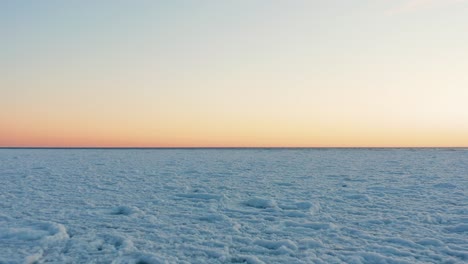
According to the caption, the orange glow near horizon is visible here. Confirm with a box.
[2,112,467,148]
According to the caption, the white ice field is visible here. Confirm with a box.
[0,148,466,263]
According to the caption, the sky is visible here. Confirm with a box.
[1,0,468,147]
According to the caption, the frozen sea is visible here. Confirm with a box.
[0,148,467,264]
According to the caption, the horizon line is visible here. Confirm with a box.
[1,146,467,150]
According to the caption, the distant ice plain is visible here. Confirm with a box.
[0,149,467,263]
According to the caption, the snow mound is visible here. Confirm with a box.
[445,224,468,233]
[175,193,224,200]
[254,239,298,251]
[0,220,69,263]
[0,222,68,242]
[113,252,165,264]
[243,197,277,209]
[433,183,457,189]
[284,220,337,230]
[111,206,143,216]
[230,255,265,264]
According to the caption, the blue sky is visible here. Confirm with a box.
[1,0,468,147]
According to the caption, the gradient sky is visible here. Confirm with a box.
[1,0,468,147]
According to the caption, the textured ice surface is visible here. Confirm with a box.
[0,148,467,263]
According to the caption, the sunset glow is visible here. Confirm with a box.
[2,1,468,147]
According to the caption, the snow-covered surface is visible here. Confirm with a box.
[0,148,467,263]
